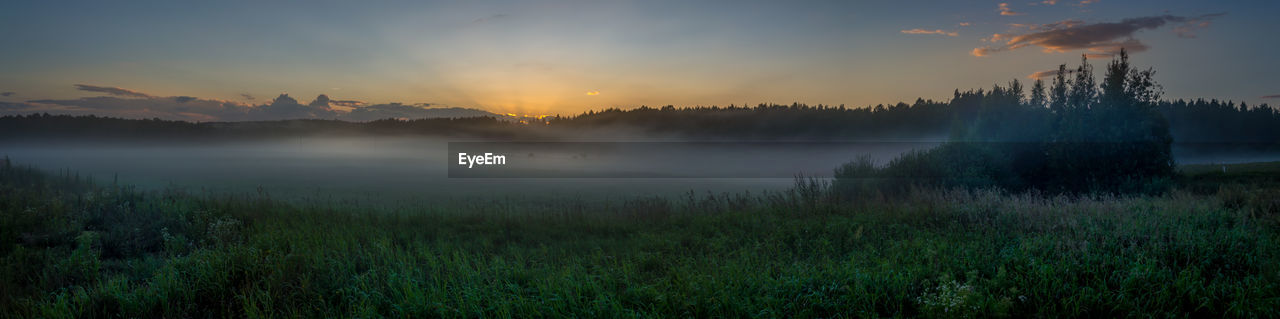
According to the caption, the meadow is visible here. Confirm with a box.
[2,158,1279,318]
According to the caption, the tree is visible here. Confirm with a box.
[1029,78,1047,108]
[1049,64,1070,113]
[1067,55,1097,110]
[1007,79,1025,105]
[1101,49,1133,107]
[1046,49,1174,193]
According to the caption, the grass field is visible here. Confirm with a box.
[2,158,1279,317]
[1181,161,1280,175]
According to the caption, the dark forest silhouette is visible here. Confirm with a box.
[2,75,1277,144]
[3,96,1275,142]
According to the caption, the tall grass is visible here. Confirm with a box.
[1,160,1278,317]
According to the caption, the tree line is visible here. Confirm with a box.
[1,55,1276,146]
[547,88,1275,144]
[0,115,522,141]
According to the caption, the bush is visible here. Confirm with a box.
[835,143,1015,197]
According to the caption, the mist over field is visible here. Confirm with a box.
[0,136,939,200]
[4,135,1275,202]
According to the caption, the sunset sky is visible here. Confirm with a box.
[1,0,1276,121]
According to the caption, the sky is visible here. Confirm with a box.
[0,0,1277,121]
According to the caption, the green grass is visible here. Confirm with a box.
[1181,161,1280,176]
[2,158,1280,318]
[1179,161,1280,198]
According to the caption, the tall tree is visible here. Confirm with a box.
[1008,79,1025,105]
[1049,64,1070,113]
[1067,55,1097,110]
[1126,64,1161,107]
[1101,49,1133,107]
[1029,78,1046,108]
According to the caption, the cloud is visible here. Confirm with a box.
[248,94,337,120]
[342,103,495,122]
[1014,19,1084,31]
[586,91,600,96]
[1027,70,1055,79]
[1172,13,1223,38]
[16,92,324,122]
[73,84,153,98]
[958,22,971,27]
[1262,95,1280,99]
[972,14,1224,57]
[1078,0,1098,6]
[301,94,367,110]
[3,85,500,122]
[1027,68,1076,79]
[1042,0,1058,5]
[998,3,1023,16]
[330,99,365,107]
[0,92,14,97]
[22,96,252,122]
[0,102,31,110]
[901,28,959,37]
[309,94,332,108]
[240,93,255,100]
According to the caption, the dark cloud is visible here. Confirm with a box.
[248,94,336,120]
[309,94,332,108]
[973,14,1224,57]
[1172,13,1224,38]
[271,94,298,106]
[22,96,252,122]
[0,92,14,97]
[308,95,366,108]
[73,84,153,98]
[343,103,495,122]
[4,87,497,122]
[1262,95,1280,99]
[331,100,365,107]
[240,93,255,100]
[0,101,30,110]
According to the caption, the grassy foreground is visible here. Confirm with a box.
[2,160,1280,318]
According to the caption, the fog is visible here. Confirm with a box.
[0,137,936,201]
[2,137,1276,203]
